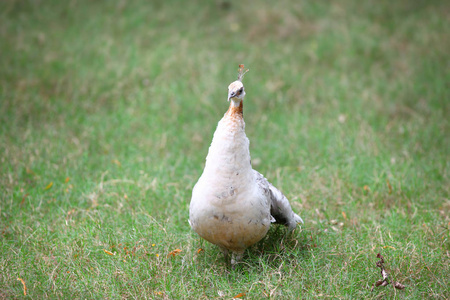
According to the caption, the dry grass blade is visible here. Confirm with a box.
[17,278,27,296]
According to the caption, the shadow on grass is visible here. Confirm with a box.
[238,225,313,271]
[190,224,312,273]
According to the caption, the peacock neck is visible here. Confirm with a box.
[203,99,251,180]
[224,100,243,120]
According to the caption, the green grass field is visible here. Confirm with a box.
[1,0,449,298]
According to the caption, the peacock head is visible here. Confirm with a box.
[227,64,249,103]
[227,81,245,103]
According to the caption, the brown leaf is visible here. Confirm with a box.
[383,245,396,250]
[21,193,29,205]
[233,292,246,299]
[376,253,384,263]
[167,248,182,257]
[375,280,385,287]
[386,179,393,194]
[103,249,115,256]
[44,182,53,190]
[393,281,406,290]
[380,280,389,287]
[112,159,121,167]
[26,168,36,175]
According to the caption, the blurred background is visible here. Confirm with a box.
[2,0,447,213]
[0,0,448,298]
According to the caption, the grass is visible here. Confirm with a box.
[1,0,449,298]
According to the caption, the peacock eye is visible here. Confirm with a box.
[238,87,243,94]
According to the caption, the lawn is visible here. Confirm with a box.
[0,0,449,298]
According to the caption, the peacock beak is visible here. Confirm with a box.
[228,91,235,102]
